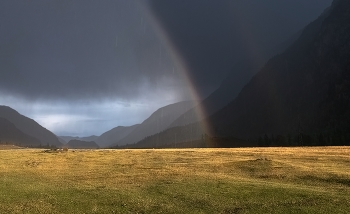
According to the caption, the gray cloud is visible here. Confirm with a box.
[0,0,333,101]
[0,0,333,136]
[148,0,333,98]
[0,0,187,102]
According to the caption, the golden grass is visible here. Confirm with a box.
[0,147,349,213]
[0,145,23,150]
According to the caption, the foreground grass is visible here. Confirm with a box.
[0,147,349,213]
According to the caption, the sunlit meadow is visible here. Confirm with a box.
[0,147,349,213]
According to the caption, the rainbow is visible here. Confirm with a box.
[140,2,213,139]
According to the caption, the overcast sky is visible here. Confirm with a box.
[0,0,332,136]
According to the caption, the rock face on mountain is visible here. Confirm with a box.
[208,0,350,145]
[0,106,62,147]
[96,125,139,148]
[66,140,99,149]
[0,117,41,146]
[111,101,197,147]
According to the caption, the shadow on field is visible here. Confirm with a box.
[235,158,295,180]
[298,175,350,187]
[235,158,350,188]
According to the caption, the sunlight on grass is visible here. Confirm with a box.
[0,147,349,213]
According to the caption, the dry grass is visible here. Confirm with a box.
[0,145,24,150]
[0,147,349,213]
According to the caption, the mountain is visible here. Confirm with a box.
[58,137,67,145]
[0,106,62,147]
[95,125,139,148]
[169,31,301,128]
[208,0,350,145]
[59,135,99,143]
[65,140,99,149]
[111,100,197,147]
[126,0,350,148]
[0,117,41,147]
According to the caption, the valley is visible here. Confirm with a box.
[0,1,349,213]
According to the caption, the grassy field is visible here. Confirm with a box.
[0,147,349,213]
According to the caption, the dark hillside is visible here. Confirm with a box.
[0,106,62,147]
[129,0,350,148]
[0,117,41,147]
[209,0,350,145]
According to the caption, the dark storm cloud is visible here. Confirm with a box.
[0,0,333,137]
[148,0,333,98]
[0,0,333,102]
[0,0,181,101]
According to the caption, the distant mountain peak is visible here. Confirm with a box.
[95,124,140,148]
[111,100,197,147]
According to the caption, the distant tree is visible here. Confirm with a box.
[302,134,313,146]
[318,134,326,146]
[263,134,270,147]
[287,134,292,146]
[258,137,264,147]
[276,135,286,146]
[271,134,275,146]
[327,135,332,146]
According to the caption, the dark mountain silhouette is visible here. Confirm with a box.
[0,106,62,147]
[169,31,301,128]
[121,122,254,149]
[125,0,350,148]
[111,100,197,147]
[66,139,99,149]
[96,124,139,148]
[208,0,350,145]
[0,117,41,147]
[59,135,99,144]
[126,123,204,148]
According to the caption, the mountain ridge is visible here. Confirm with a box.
[59,135,99,144]
[124,0,350,148]
[208,0,350,145]
[111,100,197,147]
[0,106,62,147]
[168,31,301,129]
[96,124,140,148]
